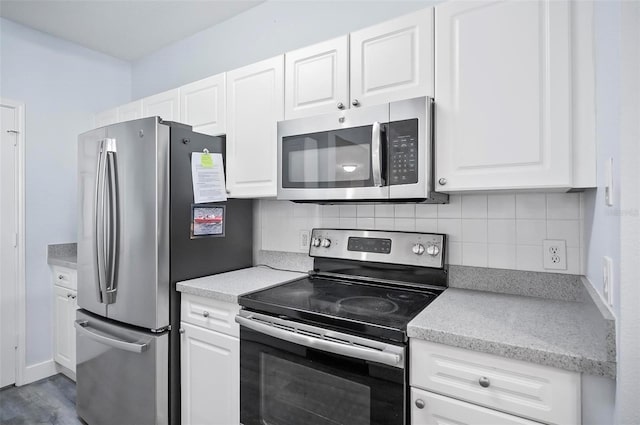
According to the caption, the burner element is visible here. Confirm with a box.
[387,292,431,302]
[337,296,399,316]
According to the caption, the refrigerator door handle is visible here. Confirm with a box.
[105,148,119,304]
[74,320,150,353]
[94,140,109,304]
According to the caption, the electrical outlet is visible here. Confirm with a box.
[299,230,310,250]
[603,256,614,306]
[543,240,567,270]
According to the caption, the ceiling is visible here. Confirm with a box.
[0,0,264,61]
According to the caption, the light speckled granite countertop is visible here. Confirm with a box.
[47,243,77,269]
[408,285,616,378]
[176,266,307,303]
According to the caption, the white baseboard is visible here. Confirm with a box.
[22,359,57,385]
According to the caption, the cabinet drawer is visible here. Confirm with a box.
[181,294,240,337]
[52,266,77,290]
[411,387,540,425]
[410,340,580,424]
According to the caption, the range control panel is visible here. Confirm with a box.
[309,228,445,269]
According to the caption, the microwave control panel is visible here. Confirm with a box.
[388,119,418,185]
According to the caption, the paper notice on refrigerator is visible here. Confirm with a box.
[191,152,227,203]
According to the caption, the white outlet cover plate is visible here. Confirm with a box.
[543,240,567,270]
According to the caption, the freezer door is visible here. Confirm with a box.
[75,310,168,425]
[104,118,170,329]
[77,127,108,317]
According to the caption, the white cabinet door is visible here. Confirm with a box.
[142,88,181,121]
[94,108,118,128]
[117,100,143,122]
[285,36,349,119]
[180,73,226,136]
[226,55,284,198]
[53,285,77,373]
[411,388,540,425]
[350,8,434,108]
[180,322,239,425]
[435,0,571,191]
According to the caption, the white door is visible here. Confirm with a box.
[0,102,19,388]
[411,388,540,425]
[226,55,284,198]
[94,107,118,128]
[117,100,143,123]
[350,8,434,108]
[180,322,239,425]
[142,88,181,121]
[53,286,76,372]
[284,35,349,119]
[435,0,571,191]
[180,73,226,136]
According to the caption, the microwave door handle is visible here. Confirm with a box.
[371,121,382,187]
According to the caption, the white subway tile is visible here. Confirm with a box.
[516,219,546,245]
[488,244,516,269]
[462,243,488,267]
[322,217,340,228]
[546,193,580,219]
[447,242,462,265]
[357,218,375,229]
[322,205,340,217]
[437,195,462,218]
[357,205,375,218]
[415,218,438,233]
[394,218,415,231]
[375,218,394,230]
[487,194,516,218]
[461,195,488,218]
[438,219,462,242]
[566,247,581,274]
[415,204,438,218]
[516,245,544,272]
[515,193,547,219]
[394,204,415,218]
[546,220,580,248]
[461,219,488,243]
[375,204,395,217]
[488,219,516,244]
[339,217,357,228]
[339,205,357,217]
[293,203,319,218]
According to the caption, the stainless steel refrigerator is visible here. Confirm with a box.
[75,117,252,425]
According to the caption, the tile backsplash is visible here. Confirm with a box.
[257,193,584,275]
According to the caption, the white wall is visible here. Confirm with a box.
[131,0,436,99]
[0,18,132,366]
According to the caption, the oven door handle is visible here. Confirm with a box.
[236,315,404,368]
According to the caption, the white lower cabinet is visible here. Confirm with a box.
[52,266,78,377]
[180,294,240,425]
[410,340,580,425]
[411,388,540,425]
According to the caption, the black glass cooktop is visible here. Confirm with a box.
[238,276,443,342]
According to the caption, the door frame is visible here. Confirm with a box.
[1,98,26,386]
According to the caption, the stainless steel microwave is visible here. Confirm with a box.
[277,97,446,203]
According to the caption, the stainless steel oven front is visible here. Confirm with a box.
[236,311,407,425]
[277,97,434,202]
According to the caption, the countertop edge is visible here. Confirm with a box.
[47,257,78,270]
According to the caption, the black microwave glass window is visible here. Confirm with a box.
[388,119,419,185]
[282,125,375,189]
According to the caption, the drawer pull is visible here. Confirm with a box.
[202,311,210,318]
[479,376,491,388]
[415,399,425,409]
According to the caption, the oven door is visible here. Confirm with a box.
[277,103,390,201]
[236,311,406,425]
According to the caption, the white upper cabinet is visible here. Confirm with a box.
[93,108,118,128]
[435,0,573,191]
[142,88,181,121]
[180,73,226,136]
[226,55,284,198]
[350,8,434,108]
[284,36,349,119]
[117,100,143,123]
